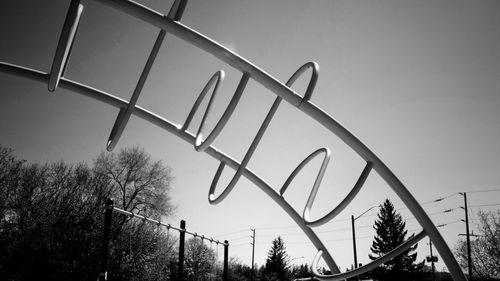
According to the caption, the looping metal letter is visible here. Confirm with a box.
[208,161,234,204]
[285,61,319,102]
[306,161,373,227]
[279,148,330,220]
[182,70,224,133]
[183,72,250,152]
[208,62,320,205]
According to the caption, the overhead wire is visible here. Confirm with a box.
[250,192,466,232]
[226,192,498,248]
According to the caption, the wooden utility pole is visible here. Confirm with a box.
[460,192,473,281]
[251,228,256,281]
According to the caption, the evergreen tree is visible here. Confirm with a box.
[262,236,290,281]
[369,199,424,281]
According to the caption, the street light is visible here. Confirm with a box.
[289,256,305,263]
[352,205,381,270]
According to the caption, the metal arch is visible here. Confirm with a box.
[0,0,467,280]
[0,61,340,271]
[88,1,466,280]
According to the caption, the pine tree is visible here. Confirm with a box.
[263,236,290,281]
[369,199,424,281]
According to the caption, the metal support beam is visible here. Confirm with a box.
[178,220,186,281]
[223,240,229,281]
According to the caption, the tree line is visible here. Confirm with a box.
[1,144,499,281]
[0,145,225,281]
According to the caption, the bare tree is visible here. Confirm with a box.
[0,145,178,281]
[94,146,174,219]
[455,210,500,280]
[184,237,217,281]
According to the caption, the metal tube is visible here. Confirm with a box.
[0,8,466,271]
[193,72,249,153]
[106,29,166,151]
[308,230,427,281]
[223,240,229,281]
[106,0,187,151]
[351,215,358,270]
[178,220,186,281]
[208,62,317,205]
[98,199,114,281]
[88,2,466,279]
[48,0,83,92]
[0,61,371,276]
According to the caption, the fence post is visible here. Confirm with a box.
[223,240,229,281]
[178,220,186,281]
[98,198,113,281]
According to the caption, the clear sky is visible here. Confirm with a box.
[1,0,500,274]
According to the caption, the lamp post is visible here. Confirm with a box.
[352,205,381,270]
[289,256,305,264]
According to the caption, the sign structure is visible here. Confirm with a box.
[0,1,468,280]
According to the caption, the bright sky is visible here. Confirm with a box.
[1,0,500,274]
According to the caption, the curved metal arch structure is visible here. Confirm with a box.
[0,0,467,280]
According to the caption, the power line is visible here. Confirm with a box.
[213,228,251,238]
[231,242,252,248]
[469,203,500,208]
[250,218,465,246]
[467,188,500,194]
[228,195,498,243]
[394,193,458,213]
[435,220,462,228]
[253,207,464,239]
[229,235,254,242]
[422,192,460,204]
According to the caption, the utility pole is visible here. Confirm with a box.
[459,192,473,281]
[251,228,255,281]
[351,215,358,270]
[98,199,114,281]
[428,239,436,281]
[178,220,186,281]
[224,240,229,281]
